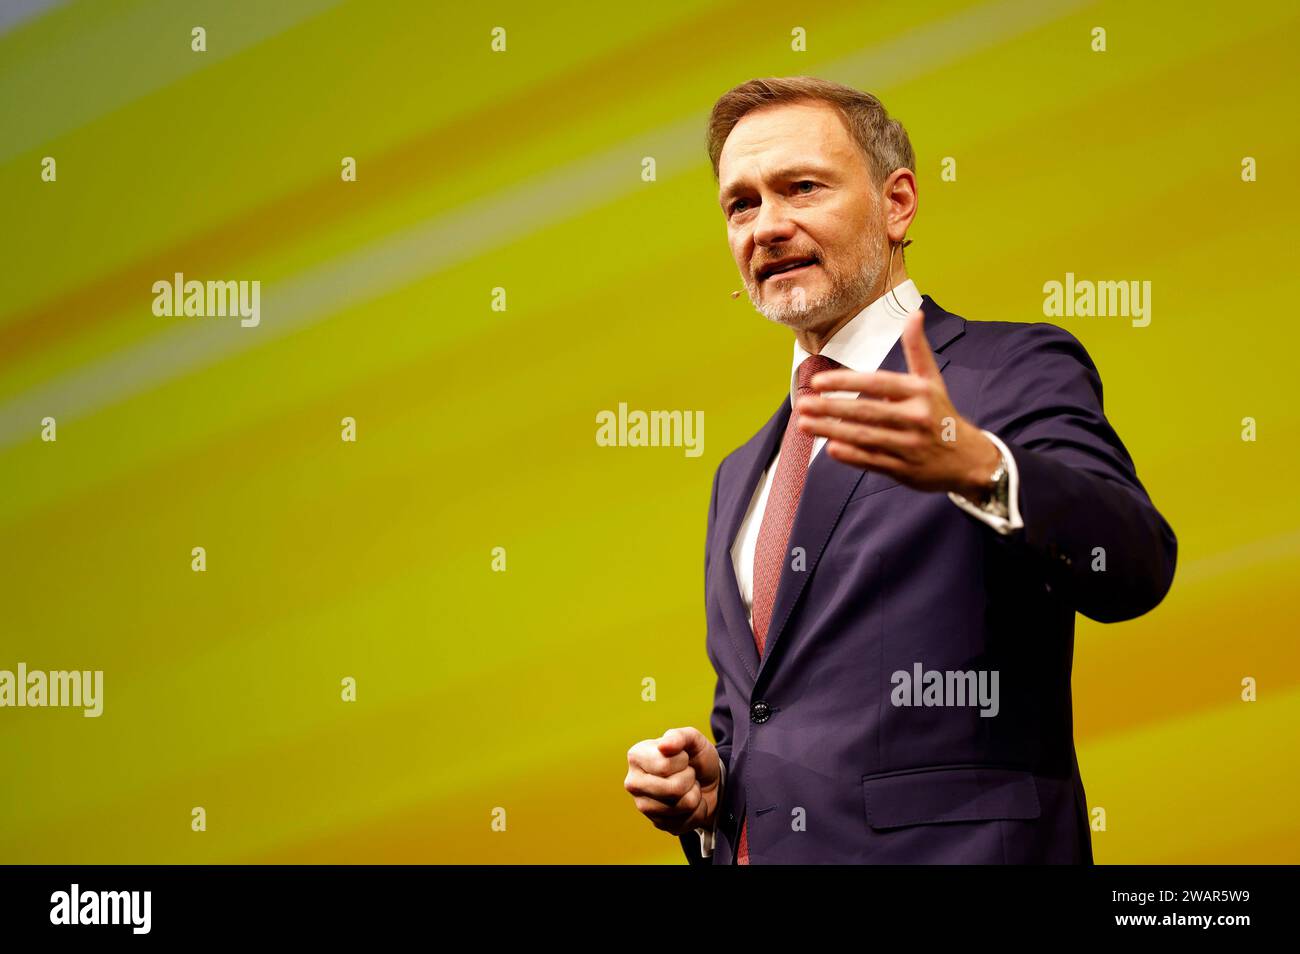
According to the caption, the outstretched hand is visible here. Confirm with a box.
[795,308,999,496]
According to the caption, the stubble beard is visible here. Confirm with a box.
[746,222,888,334]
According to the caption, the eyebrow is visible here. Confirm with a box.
[718,163,835,208]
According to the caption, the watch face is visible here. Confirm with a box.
[993,470,1010,511]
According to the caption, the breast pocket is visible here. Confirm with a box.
[862,764,1041,830]
[845,471,903,503]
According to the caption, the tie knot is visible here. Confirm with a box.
[796,354,840,395]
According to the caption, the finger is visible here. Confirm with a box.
[901,309,941,381]
[798,415,919,457]
[628,742,689,777]
[810,369,924,400]
[804,370,875,393]
[796,394,924,429]
[629,769,704,830]
[626,762,692,796]
[634,787,703,829]
[658,726,708,762]
[625,765,698,802]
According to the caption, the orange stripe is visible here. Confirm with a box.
[0,0,832,370]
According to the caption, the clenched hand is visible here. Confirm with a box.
[625,727,721,837]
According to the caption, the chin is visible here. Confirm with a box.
[758,300,835,331]
[754,284,825,322]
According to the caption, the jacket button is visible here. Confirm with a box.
[750,700,772,723]
[726,811,735,824]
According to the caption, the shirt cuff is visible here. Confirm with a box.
[695,759,724,858]
[946,430,1023,535]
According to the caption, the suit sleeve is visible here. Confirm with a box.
[975,322,1177,623]
[679,460,734,865]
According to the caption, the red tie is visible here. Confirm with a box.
[737,353,840,865]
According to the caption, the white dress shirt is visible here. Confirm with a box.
[695,279,1023,858]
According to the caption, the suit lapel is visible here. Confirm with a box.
[752,296,965,682]
[712,399,788,678]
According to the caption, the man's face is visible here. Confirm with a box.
[718,99,888,333]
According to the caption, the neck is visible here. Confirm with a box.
[795,265,911,354]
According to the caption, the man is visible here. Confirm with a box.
[624,77,1176,864]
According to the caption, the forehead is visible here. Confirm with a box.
[717,99,864,198]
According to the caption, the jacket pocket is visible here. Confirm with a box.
[846,473,902,503]
[862,764,1041,830]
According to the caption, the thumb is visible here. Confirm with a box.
[658,726,707,761]
[901,308,940,380]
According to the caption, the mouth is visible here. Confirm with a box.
[759,256,820,282]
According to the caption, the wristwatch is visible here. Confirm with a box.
[974,451,1010,519]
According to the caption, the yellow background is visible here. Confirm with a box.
[0,0,1296,863]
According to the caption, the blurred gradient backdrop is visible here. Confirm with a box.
[1,0,1297,863]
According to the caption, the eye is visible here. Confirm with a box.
[729,198,751,216]
[794,180,818,195]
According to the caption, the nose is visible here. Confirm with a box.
[752,197,797,249]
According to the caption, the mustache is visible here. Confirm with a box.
[753,251,821,274]
[752,255,826,285]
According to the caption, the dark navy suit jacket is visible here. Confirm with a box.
[681,295,1177,864]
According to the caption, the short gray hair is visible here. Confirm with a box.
[706,76,915,189]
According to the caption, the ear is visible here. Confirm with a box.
[882,167,918,246]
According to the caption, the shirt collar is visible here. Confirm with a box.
[789,278,923,407]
